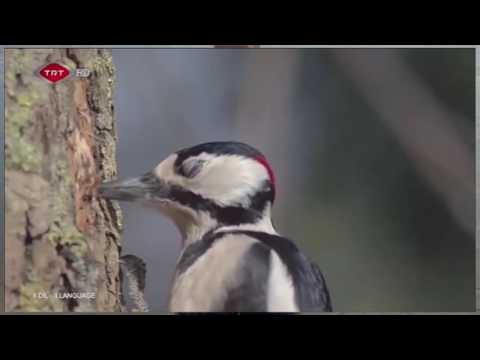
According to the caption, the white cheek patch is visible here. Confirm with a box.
[153,153,270,207]
[189,154,269,207]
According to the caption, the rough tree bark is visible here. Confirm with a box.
[5,49,123,312]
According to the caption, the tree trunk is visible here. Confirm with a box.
[4,49,123,312]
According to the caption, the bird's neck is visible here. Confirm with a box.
[216,206,277,236]
[179,204,277,248]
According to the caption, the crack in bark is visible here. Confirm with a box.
[25,211,50,245]
[61,273,79,311]
[24,213,34,246]
[66,49,81,68]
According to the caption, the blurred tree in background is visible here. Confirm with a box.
[293,49,475,311]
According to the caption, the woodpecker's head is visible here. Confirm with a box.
[99,142,276,241]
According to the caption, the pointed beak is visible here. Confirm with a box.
[98,172,170,202]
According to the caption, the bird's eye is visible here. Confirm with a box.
[179,159,205,178]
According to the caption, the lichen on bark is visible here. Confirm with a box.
[5,49,123,312]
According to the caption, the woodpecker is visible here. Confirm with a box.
[99,141,332,313]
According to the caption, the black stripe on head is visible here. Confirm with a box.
[168,184,269,226]
[139,171,273,224]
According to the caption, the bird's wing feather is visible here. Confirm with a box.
[222,241,271,312]
[302,257,333,312]
[232,231,333,312]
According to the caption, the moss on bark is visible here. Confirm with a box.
[5,49,123,312]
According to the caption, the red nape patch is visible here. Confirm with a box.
[255,155,276,191]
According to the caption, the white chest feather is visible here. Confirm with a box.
[169,235,257,312]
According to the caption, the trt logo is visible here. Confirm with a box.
[38,63,71,84]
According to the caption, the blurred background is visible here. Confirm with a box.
[112,48,475,312]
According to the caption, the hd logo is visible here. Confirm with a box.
[37,62,91,84]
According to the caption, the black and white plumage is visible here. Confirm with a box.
[99,141,332,313]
